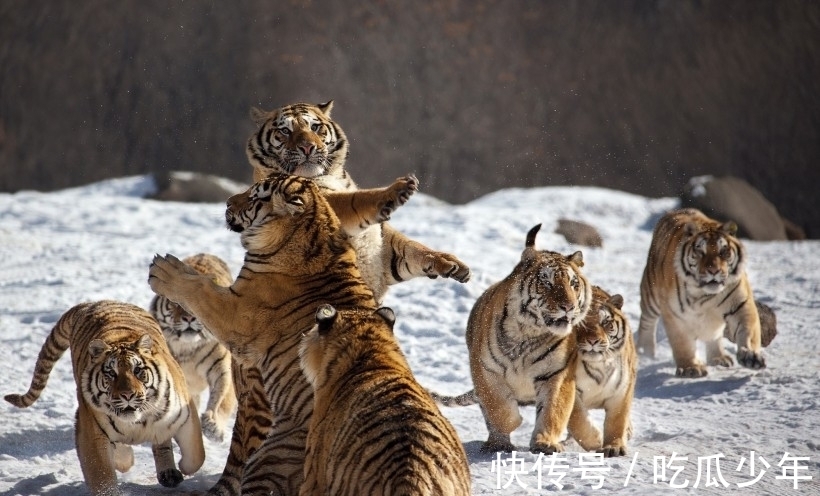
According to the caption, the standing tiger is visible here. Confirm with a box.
[149,252,236,443]
[245,100,471,301]
[568,286,636,457]
[4,300,205,496]
[636,208,766,377]
[148,173,418,495]
[299,304,471,496]
[432,224,591,454]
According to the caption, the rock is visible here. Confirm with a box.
[150,171,248,203]
[554,219,603,247]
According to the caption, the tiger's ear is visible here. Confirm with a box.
[316,304,338,335]
[317,100,334,117]
[88,339,109,360]
[567,250,584,267]
[720,221,738,236]
[250,107,270,125]
[136,334,153,351]
[608,294,625,310]
[375,307,396,330]
[683,221,699,237]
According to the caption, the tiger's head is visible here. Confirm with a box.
[86,335,160,421]
[246,101,348,182]
[679,219,744,295]
[576,287,629,364]
[515,224,592,338]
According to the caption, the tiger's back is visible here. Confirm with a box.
[300,305,471,496]
[637,208,765,377]
[4,300,204,495]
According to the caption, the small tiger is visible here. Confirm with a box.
[149,173,416,495]
[568,286,636,457]
[246,100,471,301]
[299,304,471,496]
[149,252,236,443]
[4,300,205,496]
[432,224,591,454]
[636,208,766,377]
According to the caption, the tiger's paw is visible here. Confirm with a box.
[157,467,184,488]
[376,175,419,222]
[530,441,564,455]
[599,443,628,458]
[737,347,766,370]
[422,252,471,283]
[709,354,734,368]
[148,254,199,302]
[200,411,226,443]
[480,439,516,454]
[675,364,708,378]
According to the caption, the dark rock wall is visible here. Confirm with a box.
[2,1,818,236]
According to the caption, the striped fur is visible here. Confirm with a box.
[149,253,236,443]
[299,305,471,496]
[148,174,417,495]
[433,224,591,454]
[636,208,766,377]
[245,101,471,302]
[4,301,204,495]
[569,286,636,457]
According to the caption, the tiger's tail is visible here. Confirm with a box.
[4,308,75,408]
[428,389,479,407]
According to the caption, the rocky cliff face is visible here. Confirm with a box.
[2,1,818,236]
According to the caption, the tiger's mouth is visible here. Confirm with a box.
[544,317,570,327]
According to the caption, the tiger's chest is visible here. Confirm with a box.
[490,327,571,402]
[576,358,625,409]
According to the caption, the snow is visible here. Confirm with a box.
[1,175,818,495]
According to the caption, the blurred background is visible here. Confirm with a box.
[2,1,818,237]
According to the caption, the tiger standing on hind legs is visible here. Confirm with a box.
[636,208,766,378]
[148,173,422,496]
[431,224,592,455]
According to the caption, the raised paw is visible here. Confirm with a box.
[675,364,708,378]
[530,441,564,455]
[200,411,226,443]
[599,444,627,458]
[422,252,471,283]
[377,175,419,222]
[737,347,766,370]
[709,354,734,368]
[157,467,184,488]
[148,254,198,302]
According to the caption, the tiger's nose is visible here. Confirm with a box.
[560,302,575,314]
[299,143,315,156]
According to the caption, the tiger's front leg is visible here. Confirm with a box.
[530,369,575,455]
[325,174,418,236]
[724,292,766,370]
[381,224,471,283]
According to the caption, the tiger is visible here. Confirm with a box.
[149,252,236,443]
[636,208,766,377]
[568,286,636,458]
[431,223,591,454]
[299,304,471,496]
[148,173,418,495]
[4,300,205,496]
[245,100,471,302]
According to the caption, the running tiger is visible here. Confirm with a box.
[636,208,766,377]
[148,173,416,495]
[149,252,236,443]
[4,300,205,496]
[245,100,471,301]
[432,224,591,454]
[568,286,636,457]
[299,304,471,496]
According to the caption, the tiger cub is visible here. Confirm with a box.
[299,304,471,496]
[432,224,591,454]
[148,173,417,495]
[636,208,766,377]
[149,252,236,443]
[245,100,471,301]
[4,300,205,496]
[568,286,636,457]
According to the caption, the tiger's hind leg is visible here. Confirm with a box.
[381,224,471,284]
[325,175,418,236]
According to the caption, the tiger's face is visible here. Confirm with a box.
[518,251,591,338]
[680,223,742,295]
[576,292,628,364]
[246,101,348,181]
[87,335,158,421]
[153,296,212,346]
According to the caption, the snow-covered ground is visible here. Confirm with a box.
[1,175,817,495]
